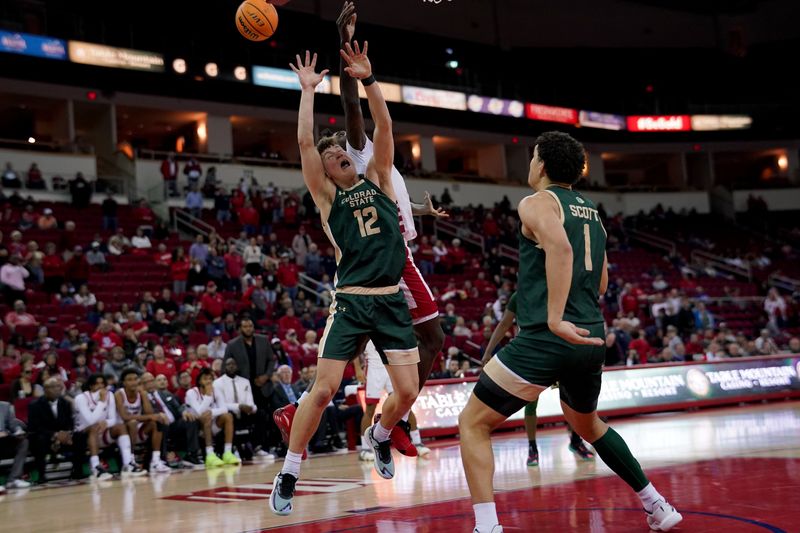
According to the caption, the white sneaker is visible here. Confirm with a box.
[473,526,503,533]
[255,449,276,459]
[415,444,431,458]
[358,449,374,462]
[0,484,6,494]
[646,500,683,531]
[122,463,147,477]
[6,479,31,489]
[150,460,172,474]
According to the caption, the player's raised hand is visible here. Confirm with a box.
[337,1,357,43]
[548,320,604,346]
[340,41,371,80]
[289,51,330,90]
[423,191,449,218]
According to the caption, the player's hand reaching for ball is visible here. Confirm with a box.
[548,320,604,346]
[423,191,449,218]
[340,41,371,80]
[337,2,357,43]
[289,51,330,91]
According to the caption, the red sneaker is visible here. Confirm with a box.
[273,404,307,460]
[374,414,418,457]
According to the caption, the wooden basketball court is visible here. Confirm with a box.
[2,401,798,532]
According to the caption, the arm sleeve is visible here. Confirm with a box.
[214,379,239,415]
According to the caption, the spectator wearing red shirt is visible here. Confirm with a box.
[160,154,179,197]
[281,329,304,369]
[283,197,298,227]
[176,371,191,402]
[449,238,467,274]
[65,246,90,287]
[277,256,299,300]
[238,200,259,236]
[200,281,225,335]
[278,307,303,333]
[164,335,186,362]
[482,213,500,247]
[91,319,123,350]
[153,243,172,267]
[146,345,178,390]
[133,199,156,227]
[473,271,494,294]
[181,346,210,383]
[171,248,190,294]
[4,301,38,332]
[41,242,65,294]
[620,283,643,315]
[629,330,651,365]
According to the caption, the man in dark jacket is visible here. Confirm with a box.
[225,317,276,412]
[141,372,202,468]
[28,378,87,481]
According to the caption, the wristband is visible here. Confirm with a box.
[362,74,376,87]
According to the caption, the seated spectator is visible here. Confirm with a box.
[294,365,314,394]
[449,238,466,274]
[154,243,172,267]
[176,371,192,402]
[1,256,29,304]
[149,308,174,337]
[33,326,57,352]
[41,351,69,383]
[171,248,191,295]
[652,274,669,292]
[28,377,87,481]
[214,188,231,225]
[185,368,239,467]
[102,346,132,382]
[302,330,319,362]
[755,329,779,355]
[65,246,90,288]
[11,358,42,399]
[452,316,471,337]
[74,284,97,307]
[282,330,304,367]
[238,200,260,236]
[147,345,178,390]
[133,199,156,228]
[92,319,122,351]
[108,229,130,256]
[187,259,208,294]
[131,227,152,253]
[154,287,179,318]
[2,162,21,188]
[208,330,227,360]
[304,243,323,280]
[0,399,31,489]
[183,158,202,188]
[4,301,38,332]
[86,241,108,272]
[433,239,449,274]
[181,346,211,383]
[36,207,58,230]
[8,231,25,257]
[189,234,209,264]
[278,308,304,333]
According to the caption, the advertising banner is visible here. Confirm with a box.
[627,115,691,132]
[69,41,164,72]
[579,110,626,131]
[401,86,467,111]
[467,95,525,118]
[525,103,579,124]
[691,115,753,131]
[0,31,66,60]
[252,66,331,93]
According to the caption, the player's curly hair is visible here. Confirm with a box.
[535,131,586,185]
[316,136,339,154]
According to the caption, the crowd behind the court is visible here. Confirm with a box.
[0,159,799,488]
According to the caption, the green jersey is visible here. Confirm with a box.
[323,177,406,289]
[516,186,605,328]
[507,292,518,315]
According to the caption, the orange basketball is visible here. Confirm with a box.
[236,0,279,42]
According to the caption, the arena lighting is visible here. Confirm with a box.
[511,137,519,144]
[446,60,459,69]
[778,155,788,171]
[445,48,454,55]
[172,58,187,74]
[411,141,421,159]
[205,62,218,77]
[86,90,97,101]
[197,122,207,141]
[27,137,35,144]
[328,117,337,125]
[234,66,247,81]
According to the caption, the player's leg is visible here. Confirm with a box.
[217,413,240,465]
[566,421,595,461]
[201,411,224,468]
[360,355,380,461]
[412,317,444,388]
[87,423,112,480]
[524,401,539,467]
[406,411,429,457]
[112,423,143,476]
[143,421,170,473]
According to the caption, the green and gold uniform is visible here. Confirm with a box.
[478,186,607,414]
[318,177,418,366]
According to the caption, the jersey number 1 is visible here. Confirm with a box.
[583,223,593,271]
[354,207,381,237]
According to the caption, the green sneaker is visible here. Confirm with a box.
[205,453,224,469]
[222,451,241,465]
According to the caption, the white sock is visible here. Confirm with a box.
[206,446,215,456]
[637,483,664,512]
[361,435,371,450]
[90,455,100,470]
[372,421,392,442]
[151,451,161,464]
[224,443,232,453]
[298,391,309,405]
[282,451,303,477]
[401,410,410,422]
[410,429,422,445]
[473,502,499,532]
[118,435,133,466]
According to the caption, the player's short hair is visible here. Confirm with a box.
[120,368,140,383]
[535,131,586,185]
[316,136,339,155]
[85,373,105,391]
[196,367,215,387]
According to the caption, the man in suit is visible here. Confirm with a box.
[141,372,202,468]
[225,317,276,412]
[0,401,31,490]
[28,377,87,481]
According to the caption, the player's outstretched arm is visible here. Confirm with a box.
[340,41,395,196]
[519,194,603,347]
[289,51,334,206]
[411,191,449,218]
[336,1,366,150]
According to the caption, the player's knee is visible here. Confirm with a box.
[393,384,418,408]
[309,382,337,405]
[126,420,137,431]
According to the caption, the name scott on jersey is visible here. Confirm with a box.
[569,204,600,221]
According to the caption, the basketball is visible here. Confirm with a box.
[235,0,279,42]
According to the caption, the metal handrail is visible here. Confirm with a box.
[767,272,800,293]
[173,208,214,238]
[433,219,485,251]
[629,229,676,255]
[298,273,329,301]
[498,244,519,262]
[690,249,752,282]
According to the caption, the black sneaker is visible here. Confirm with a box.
[569,442,595,461]
[269,472,297,516]
[527,448,539,467]
[93,465,113,481]
[182,455,204,469]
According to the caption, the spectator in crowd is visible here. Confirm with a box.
[74,284,97,307]
[243,237,263,277]
[42,242,65,294]
[24,241,43,285]
[186,185,204,218]
[764,288,787,335]
[5,301,38,331]
[11,359,42,400]
[161,153,179,197]
[102,192,118,231]
[2,162,21,188]
[132,199,156,229]
[453,316,471,337]
[200,281,225,335]
[183,158,202,189]
[629,330,651,365]
[181,345,211,383]
[0,400,31,490]
[238,200,260,236]
[28,377,86,481]
[277,254,299,301]
[154,243,172,267]
[69,172,92,208]
[37,208,58,230]
[214,188,231,225]
[605,331,624,366]
[208,330,227,360]
[146,345,178,391]
[65,246,90,288]
[302,331,319,362]
[19,204,38,231]
[107,231,127,256]
[185,367,239,467]
[171,248,190,295]
[102,346,132,383]
[321,246,337,280]
[189,234,209,264]
[92,319,122,351]
[131,227,152,253]
[1,255,29,304]
[294,365,315,394]
[304,243,323,281]
[788,337,800,354]
[433,239,449,274]
[154,287,179,318]
[449,238,466,274]
[86,241,108,272]
[292,226,312,267]
[176,371,192,402]
[755,329,780,355]
[693,302,714,330]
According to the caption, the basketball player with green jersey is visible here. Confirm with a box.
[481,292,595,467]
[270,45,421,517]
[460,132,682,533]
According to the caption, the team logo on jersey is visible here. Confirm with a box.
[336,305,347,313]
[577,197,585,204]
